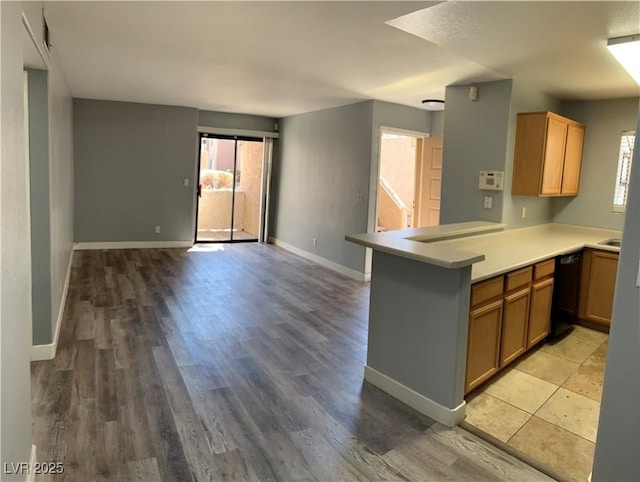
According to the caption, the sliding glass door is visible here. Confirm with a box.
[195,134,265,242]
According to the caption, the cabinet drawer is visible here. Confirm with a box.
[534,259,555,280]
[506,267,533,292]
[471,276,504,308]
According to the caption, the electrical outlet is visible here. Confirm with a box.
[155,225,161,234]
[312,238,317,247]
[483,196,493,209]
[521,207,527,218]
[183,178,189,187]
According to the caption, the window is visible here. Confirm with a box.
[613,131,635,213]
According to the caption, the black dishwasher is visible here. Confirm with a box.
[550,252,582,338]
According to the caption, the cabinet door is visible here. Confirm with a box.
[540,117,567,195]
[561,124,585,195]
[580,250,619,327]
[466,299,503,393]
[512,113,548,196]
[528,277,554,347]
[500,288,531,367]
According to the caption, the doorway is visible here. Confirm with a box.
[195,134,264,242]
[376,131,443,232]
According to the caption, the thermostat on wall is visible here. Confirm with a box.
[479,170,504,190]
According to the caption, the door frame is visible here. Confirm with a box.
[365,126,430,277]
[23,70,34,349]
[195,133,265,243]
[192,126,280,244]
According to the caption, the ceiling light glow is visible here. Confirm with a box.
[607,34,640,85]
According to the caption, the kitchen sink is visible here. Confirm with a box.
[599,238,621,247]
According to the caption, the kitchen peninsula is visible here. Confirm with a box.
[346,222,621,427]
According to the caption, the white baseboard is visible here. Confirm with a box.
[364,365,466,427]
[74,240,193,250]
[269,237,367,282]
[31,252,73,361]
[26,445,36,482]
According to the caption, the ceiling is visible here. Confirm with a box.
[46,1,640,119]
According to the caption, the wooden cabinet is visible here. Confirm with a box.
[511,112,585,197]
[500,267,533,367]
[466,276,503,392]
[528,277,554,347]
[579,248,619,329]
[466,299,503,393]
[500,288,530,366]
[465,261,555,394]
[527,259,555,346]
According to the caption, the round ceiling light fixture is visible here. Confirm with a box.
[422,99,445,111]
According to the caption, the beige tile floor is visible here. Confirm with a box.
[464,325,608,482]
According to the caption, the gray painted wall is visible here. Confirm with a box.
[198,110,277,132]
[27,69,53,345]
[273,101,373,273]
[368,251,470,408]
[273,100,434,274]
[48,41,75,347]
[371,100,431,134]
[430,110,444,137]
[502,81,560,228]
[74,99,198,242]
[1,0,34,472]
[553,98,640,230]
[592,100,640,481]
[440,80,512,224]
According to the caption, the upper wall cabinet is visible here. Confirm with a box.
[511,112,585,197]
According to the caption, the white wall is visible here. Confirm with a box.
[1,0,35,472]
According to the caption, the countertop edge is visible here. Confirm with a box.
[345,221,504,270]
[346,236,486,269]
[346,222,621,275]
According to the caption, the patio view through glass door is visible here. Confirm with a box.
[196,134,264,242]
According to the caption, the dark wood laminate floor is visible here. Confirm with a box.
[31,244,552,481]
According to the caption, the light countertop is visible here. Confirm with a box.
[434,223,621,282]
[346,222,622,282]
[346,221,506,269]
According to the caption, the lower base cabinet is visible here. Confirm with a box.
[500,287,531,366]
[465,259,554,394]
[579,248,619,329]
[528,277,554,347]
[466,300,503,392]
